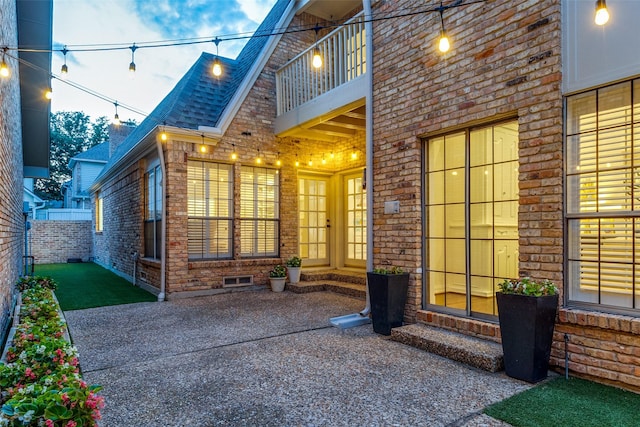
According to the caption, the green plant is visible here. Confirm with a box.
[0,279,104,426]
[285,256,302,268]
[498,277,558,296]
[372,266,404,275]
[269,265,287,278]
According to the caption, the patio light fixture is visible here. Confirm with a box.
[113,101,121,125]
[212,37,222,77]
[437,4,450,53]
[0,48,9,78]
[312,24,323,69]
[60,47,68,77]
[594,0,609,25]
[129,44,137,77]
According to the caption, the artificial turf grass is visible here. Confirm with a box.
[484,376,640,427]
[35,262,157,311]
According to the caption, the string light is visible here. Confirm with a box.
[212,37,222,77]
[308,155,313,167]
[45,88,53,100]
[256,149,262,164]
[0,48,9,78]
[594,0,609,25]
[129,44,137,77]
[437,4,451,53]
[60,46,68,78]
[312,24,323,69]
[113,101,121,125]
[322,154,326,165]
[295,154,299,168]
[231,143,238,160]
[276,152,281,167]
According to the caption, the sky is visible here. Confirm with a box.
[51,0,278,123]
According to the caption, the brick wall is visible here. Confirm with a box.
[0,0,25,338]
[372,0,563,323]
[92,161,143,279]
[371,0,640,390]
[553,310,640,391]
[30,220,93,264]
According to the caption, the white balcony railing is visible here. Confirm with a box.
[276,12,366,116]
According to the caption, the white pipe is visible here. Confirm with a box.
[156,136,167,302]
[360,0,374,317]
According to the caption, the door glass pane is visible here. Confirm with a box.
[299,177,329,264]
[345,173,366,263]
[426,120,519,317]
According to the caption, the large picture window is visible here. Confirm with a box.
[426,120,519,317]
[240,166,279,257]
[144,165,162,259]
[566,79,640,312]
[187,161,233,259]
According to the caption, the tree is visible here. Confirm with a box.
[34,112,110,200]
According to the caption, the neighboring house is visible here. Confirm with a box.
[92,0,640,391]
[23,179,45,219]
[0,0,52,345]
[63,142,109,209]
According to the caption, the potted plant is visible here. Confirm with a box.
[286,256,302,284]
[268,264,287,292]
[367,266,410,335]
[496,277,559,383]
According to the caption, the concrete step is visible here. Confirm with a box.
[300,269,366,285]
[391,324,504,373]
[287,270,366,299]
[287,280,366,300]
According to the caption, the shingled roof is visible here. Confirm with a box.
[70,141,109,167]
[95,0,291,184]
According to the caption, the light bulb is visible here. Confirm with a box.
[295,160,300,167]
[256,157,262,164]
[200,145,207,153]
[276,159,282,167]
[312,49,323,68]
[113,114,120,126]
[595,0,609,25]
[231,152,238,160]
[129,62,136,79]
[0,60,9,78]
[212,59,222,77]
[438,34,450,53]
[44,89,53,100]
[160,132,167,142]
[60,63,68,77]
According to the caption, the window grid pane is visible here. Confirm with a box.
[426,121,518,317]
[187,161,233,259]
[240,166,279,257]
[566,78,640,311]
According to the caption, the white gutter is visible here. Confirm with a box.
[361,0,374,317]
[156,136,167,302]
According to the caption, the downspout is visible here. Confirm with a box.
[156,137,167,302]
[360,0,374,317]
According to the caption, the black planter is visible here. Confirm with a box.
[496,292,559,383]
[367,272,409,335]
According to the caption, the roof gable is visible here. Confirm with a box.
[96,0,292,185]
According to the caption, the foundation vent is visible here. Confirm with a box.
[223,275,253,288]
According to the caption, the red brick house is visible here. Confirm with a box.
[91,0,640,391]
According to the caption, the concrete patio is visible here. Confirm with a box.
[64,290,530,426]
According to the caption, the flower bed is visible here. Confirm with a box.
[0,276,104,426]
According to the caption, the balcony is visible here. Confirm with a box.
[275,12,367,141]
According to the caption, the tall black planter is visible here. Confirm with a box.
[367,272,409,335]
[496,292,559,383]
